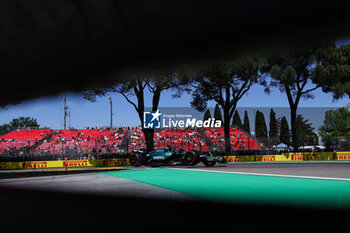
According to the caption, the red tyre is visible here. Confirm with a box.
[129,153,144,167]
[184,152,198,166]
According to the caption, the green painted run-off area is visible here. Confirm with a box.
[105,168,350,210]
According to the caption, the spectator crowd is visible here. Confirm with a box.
[0,126,261,161]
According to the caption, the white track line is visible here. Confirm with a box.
[167,168,350,181]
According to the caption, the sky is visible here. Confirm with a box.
[0,39,349,129]
[0,82,348,129]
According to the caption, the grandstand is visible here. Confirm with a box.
[129,127,261,151]
[0,128,127,156]
[203,127,261,150]
[0,127,261,159]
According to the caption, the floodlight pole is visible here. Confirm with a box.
[109,96,113,129]
[64,91,67,130]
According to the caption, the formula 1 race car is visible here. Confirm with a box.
[129,147,227,167]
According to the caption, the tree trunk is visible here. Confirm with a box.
[223,109,231,156]
[142,89,161,152]
[143,128,155,152]
[138,111,154,152]
[284,83,301,152]
[136,100,155,152]
[152,89,161,111]
[290,106,298,151]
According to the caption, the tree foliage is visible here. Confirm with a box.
[0,117,40,135]
[213,104,223,124]
[231,110,242,128]
[83,72,183,151]
[279,116,290,146]
[242,110,251,134]
[318,107,350,146]
[0,123,11,135]
[190,57,266,154]
[203,109,212,121]
[295,115,318,146]
[255,110,267,145]
[263,43,334,150]
[312,45,350,99]
[9,117,40,128]
[269,108,278,139]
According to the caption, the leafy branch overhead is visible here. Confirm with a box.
[191,57,267,115]
[263,43,335,150]
[312,44,350,99]
[82,70,190,151]
[190,56,267,154]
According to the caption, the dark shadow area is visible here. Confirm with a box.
[1,1,350,230]
[0,186,348,231]
[1,0,350,106]
[0,168,122,179]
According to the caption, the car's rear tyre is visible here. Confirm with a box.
[184,152,198,166]
[129,153,143,167]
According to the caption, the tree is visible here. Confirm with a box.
[295,115,318,146]
[318,107,350,147]
[242,110,251,134]
[312,45,350,99]
[190,57,266,155]
[203,109,212,121]
[264,44,333,150]
[0,123,11,135]
[231,110,242,128]
[213,104,223,125]
[269,108,278,145]
[9,117,40,128]
[83,73,181,151]
[255,110,267,145]
[280,116,290,146]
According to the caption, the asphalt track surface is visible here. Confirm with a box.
[2,162,350,231]
[184,161,350,179]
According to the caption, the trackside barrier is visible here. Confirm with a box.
[0,158,130,170]
[1,152,350,170]
[222,152,350,163]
